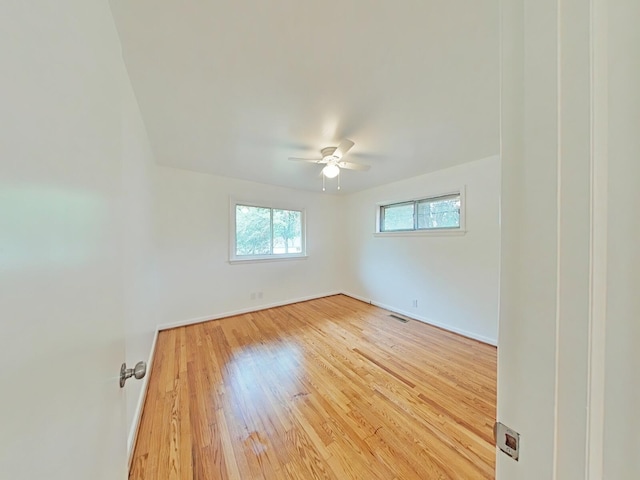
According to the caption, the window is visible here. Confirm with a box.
[378,192,463,233]
[231,201,305,261]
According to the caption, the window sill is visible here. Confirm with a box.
[229,255,308,265]
[373,229,467,238]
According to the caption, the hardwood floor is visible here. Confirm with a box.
[130,295,497,479]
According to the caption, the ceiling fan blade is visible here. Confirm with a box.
[338,161,370,171]
[334,139,355,159]
[288,157,323,164]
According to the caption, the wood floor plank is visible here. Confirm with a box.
[130,295,497,479]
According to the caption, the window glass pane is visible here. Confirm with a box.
[272,209,302,254]
[382,203,414,231]
[417,195,460,229]
[235,205,271,255]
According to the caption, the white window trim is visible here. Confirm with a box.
[374,187,467,237]
[229,197,308,263]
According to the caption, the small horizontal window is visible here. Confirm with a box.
[379,193,462,233]
[231,201,306,261]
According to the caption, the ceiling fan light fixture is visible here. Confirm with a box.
[288,139,368,190]
[322,164,340,178]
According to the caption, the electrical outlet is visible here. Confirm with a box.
[412,299,418,308]
[495,422,520,461]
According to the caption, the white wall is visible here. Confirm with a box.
[152,167,343,327]
[341,156,500,345]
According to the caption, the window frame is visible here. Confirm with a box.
[229,198,307,263]
[375,188,466,236]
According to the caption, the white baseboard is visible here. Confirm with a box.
[157,291,342,331]
[127,328,159,467]
[341,291,498,347]
[341,291,374,305]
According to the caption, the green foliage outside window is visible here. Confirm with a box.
[417,197,460,229]
[381,194,461,232]
[236,205,303,256]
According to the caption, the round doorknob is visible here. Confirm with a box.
[119,361,147,388]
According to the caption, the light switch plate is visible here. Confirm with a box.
[494,422,520,461]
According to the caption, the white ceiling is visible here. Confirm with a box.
[110,0,499,194]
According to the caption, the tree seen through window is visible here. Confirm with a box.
[380,194,461,232]
[235,205,302,256]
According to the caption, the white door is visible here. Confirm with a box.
[0,2,129,479]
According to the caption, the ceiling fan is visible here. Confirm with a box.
[288,139,370,191]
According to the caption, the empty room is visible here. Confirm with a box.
[2,1,638,480]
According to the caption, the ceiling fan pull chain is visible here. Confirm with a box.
[322,173,326,192]
[338,170,341,190]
